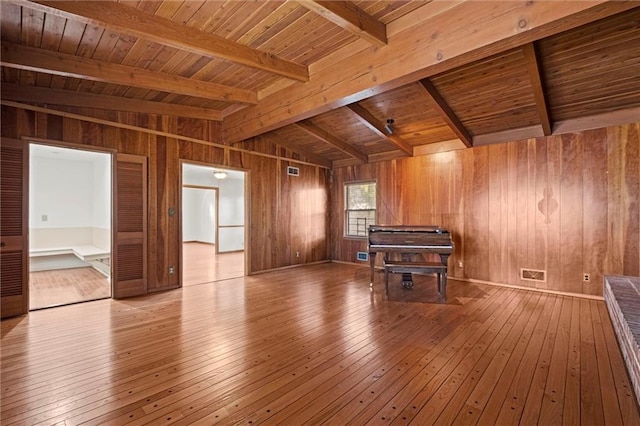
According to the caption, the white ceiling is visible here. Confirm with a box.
[30,143,109,163]
[182,162,245,181]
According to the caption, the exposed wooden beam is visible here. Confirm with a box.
[293,121,368,163]
[254,134,333,169]
[1,100,329,169]
[473,125,545,147]
[417,79,473,147]
[333,151,402,168]
[553,106,640,135]
[413,139,468,156]
[1,83,223,121]
[522,43,552,136]
[1,42,257,105]
[298,1,387,47]
[472,106,640,146]
[346,104,413,156]
[225,1,632,142]
[15,0,309,82]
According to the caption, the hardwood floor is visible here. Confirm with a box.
[182,242,244,286]
[27,243,241,310]
[29,267,111,310]
[2,263,638,425]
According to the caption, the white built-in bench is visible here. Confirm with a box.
[30,245,110,261]
[29,246,110,275]
[383,260,448,300]
[604,275,640,407]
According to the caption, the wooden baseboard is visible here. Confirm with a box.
[250,260,330,275]
[444,277,604,301]
[331,260,371,267]
[330,260,604,301]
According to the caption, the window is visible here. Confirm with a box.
[344,181,376,237]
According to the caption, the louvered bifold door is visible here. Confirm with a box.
[1,139,28,318]
[113,154,148,298]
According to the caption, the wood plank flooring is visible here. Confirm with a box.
[28,243,242,310]
[29,267,110,310]
[182,242,244,286]
[2,263,638,425]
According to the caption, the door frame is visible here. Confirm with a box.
[25,137,116,305]
[179,160,250,287]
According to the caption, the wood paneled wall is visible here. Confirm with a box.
[332,124,640,297]
[1,105,330,294]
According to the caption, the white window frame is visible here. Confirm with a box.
[344,181,376,238]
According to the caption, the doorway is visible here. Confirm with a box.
[181,162,246,285]
[28,144,112,309]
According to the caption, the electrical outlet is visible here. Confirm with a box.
[169,266,175,275]
[583,273,590,282]
[296,251,300,258]
[458,261,463,268]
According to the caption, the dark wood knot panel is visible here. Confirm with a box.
[604,275,640,407]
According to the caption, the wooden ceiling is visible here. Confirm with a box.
[2,1,639,168]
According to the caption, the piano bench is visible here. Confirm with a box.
[383,261,448,300]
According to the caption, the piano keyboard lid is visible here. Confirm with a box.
[368,225,448,234]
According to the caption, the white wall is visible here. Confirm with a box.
[30,156,94,230]
[182,188,216,244]
[218,178,245,252]
[182,164,245,252]
[29,147,111,250]
[92,154,111,232]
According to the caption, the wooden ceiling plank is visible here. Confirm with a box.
[236,1,301,47]
[522,43,552,136]
[298,1,387,47]
[1,2,22,44]
[253,134,333,169]
[16,0,309,82]
[416,79,473,147]
[293,121,368,163]
[1,83,224,121]
[224,1,633,143]
[1,41,258,105]
[346,103,413,156]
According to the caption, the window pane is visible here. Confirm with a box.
[346,183,376,210]
[344,181,376,237]
[346,210,375,236]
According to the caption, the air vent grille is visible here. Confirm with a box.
[521,268,546,282]
[356,252,368,261]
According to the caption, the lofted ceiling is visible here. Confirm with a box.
[1,1,639,169]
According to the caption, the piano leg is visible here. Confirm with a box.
[441,270,447,301]
[439,254,449,301]
[369,252,376,287]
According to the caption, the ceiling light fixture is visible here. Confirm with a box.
[385,118,395,135]
[213,170,227,179]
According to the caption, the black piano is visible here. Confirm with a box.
[368,225,454,289]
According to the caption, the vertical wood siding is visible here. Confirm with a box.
[332,124,640,296]
[1,105,331,294]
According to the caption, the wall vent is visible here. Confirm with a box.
[356,252,369,261]
[287,166,299,176]
[520,268,546,282]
